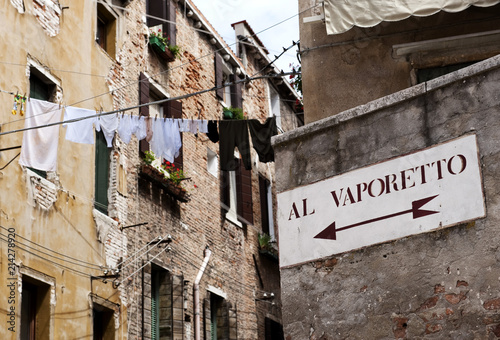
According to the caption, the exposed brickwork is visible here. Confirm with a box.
[392,316,408,339]
[445,292,467,305]
[10,0,24,13]
[484,298,500,310]
[95,1,301,339]
[32,0,60,37]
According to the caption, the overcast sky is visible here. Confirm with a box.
[190,0,301,72]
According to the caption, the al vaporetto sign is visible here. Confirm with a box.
[278,134,485,268]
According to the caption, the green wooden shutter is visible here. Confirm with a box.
[95,130,109,214]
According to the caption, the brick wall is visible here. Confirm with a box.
[93,0,302,339]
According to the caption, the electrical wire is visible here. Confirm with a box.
[0,234,93,277]
[0,61,107,78]
[0,225,108,270]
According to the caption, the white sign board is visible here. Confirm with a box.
[278,134,485,268]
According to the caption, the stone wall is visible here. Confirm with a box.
[274,56,500,339]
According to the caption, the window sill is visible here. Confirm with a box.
[225,211,242,228]
[258,248,279,263]
[140,164,190,202]
[149,42,176,63]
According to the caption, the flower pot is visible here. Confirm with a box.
[223,109,233,119]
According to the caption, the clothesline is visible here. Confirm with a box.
[16,98,277,172]
[0,71,299,137]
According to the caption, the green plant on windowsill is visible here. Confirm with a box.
[222,106,245,120]
[142,151,186,186]
[258,233,278,260]
[167,44,182,60]
[149,31,182,60]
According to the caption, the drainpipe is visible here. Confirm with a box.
[194,247,212,340]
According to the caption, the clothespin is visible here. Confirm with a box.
[12,92,19,115]
[20,94,26,116]
[197,108,202,120]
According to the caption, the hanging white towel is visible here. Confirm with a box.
[95,113,118,147]
[150,118,165,160]
[188,119,198,134]
[19,99,63,172]
[117,114,133,144]
[198,119,208,133]
[163,118,182,163]
[178,119,190,132]
[63,106,97,144]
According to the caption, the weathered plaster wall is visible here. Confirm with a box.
[298,1,500,123]
[0,1,128,338]
[274,56,500,339]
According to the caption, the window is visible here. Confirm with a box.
[146,0,177,45]
[215,54,242,110]
[259,176,274,240]
[96,2,117,58]
[93,304,115,340]
[91,295,118,340]
[151,267,173,339]
[204,291,237,340]
[95,130,110,214]
[417,62,475,83]
[21,277,51,340]
[138,72,183,168]
[149,266,184,340]
[265,317,284,340]
[210,294,225,340]
[28,64,59,178]
[268,84,281,130]
[221,158,253,226]
[30,71,55,102]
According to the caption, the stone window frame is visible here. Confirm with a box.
[267,82,281,131]
[392,29,500,86]
[142,261,184,340]
[90,293,120,340]
[19,266,56,340]
[96,0,120,59]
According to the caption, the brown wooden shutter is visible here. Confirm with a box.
[165,100,183,169]
[228,303,237,340]
[221,170,230,214]
[139,72,150,155]
[146,0,166,27]
[172,274,184,339]
[237,159,253,225]
[166,0,176,46]
[214,53,224,100]
[230,74,242,109]
[259,176,270,235]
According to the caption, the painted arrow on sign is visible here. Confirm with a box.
[314,195,440,240]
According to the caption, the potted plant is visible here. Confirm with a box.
[258,233,278,261]
[148,30,180,62]
[141,151,190,202]
[222,106,245,120]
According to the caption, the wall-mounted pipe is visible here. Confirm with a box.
[194,247,211,340]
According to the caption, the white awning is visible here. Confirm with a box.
[324,0,500,35]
